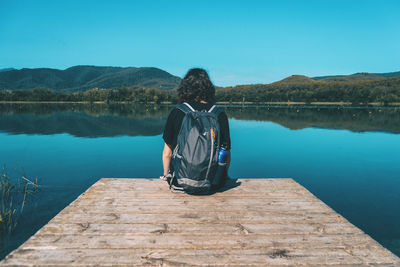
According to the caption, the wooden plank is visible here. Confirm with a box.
[64,203,330,213]
[3,247,398,266]
[59,201,334,213]
[20,233,377,252]
[0,248,376,266]
[77,191,315,199]
[87,180,303,191]
[71,198,323,207]
[35,222,364,236]
[1,178,399,266]
[48,212,346,224]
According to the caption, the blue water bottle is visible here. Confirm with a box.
[212,147,229,187]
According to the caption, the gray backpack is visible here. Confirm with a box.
[170,102,221,194]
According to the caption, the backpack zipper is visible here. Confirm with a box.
[205,128,214,180]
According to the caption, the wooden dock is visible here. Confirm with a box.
[1,178,399,266]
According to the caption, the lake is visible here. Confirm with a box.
[0,103,399,259]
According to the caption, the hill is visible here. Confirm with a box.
[272,75,317,84]
[0,68,15,72]
[0,65,181,91]
[313,71,400,81]
[217,74,400,104]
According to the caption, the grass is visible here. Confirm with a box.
[0,166,40,242]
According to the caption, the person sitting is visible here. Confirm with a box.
[161,68,231,191]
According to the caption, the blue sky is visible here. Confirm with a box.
[0,0,399,86]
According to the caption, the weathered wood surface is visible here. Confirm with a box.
[1,178,399,266]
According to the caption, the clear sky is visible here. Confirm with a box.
[0,0,399,86]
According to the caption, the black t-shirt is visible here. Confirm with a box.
[163,102,231,150]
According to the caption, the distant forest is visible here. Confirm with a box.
[217,75,400,105]
[0,86,176,104]
[1,73,400,105]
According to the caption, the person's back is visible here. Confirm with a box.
[161,68,231,193]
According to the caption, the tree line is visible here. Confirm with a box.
[1,76,400,104]
[0,87,178,103]
[216,76,400,105]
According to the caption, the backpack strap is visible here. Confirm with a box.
[208,104,222,117]
[177,102,195,114]
[177,102,222,116]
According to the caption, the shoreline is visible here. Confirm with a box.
[217,101,400,106]
[0,100,400,107]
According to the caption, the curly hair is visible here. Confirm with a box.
[177,68,215,103]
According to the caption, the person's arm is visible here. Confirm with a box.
[218,111,231,150]
[161,108,176,181]
[218,111,231,178]
[161,143,172,180]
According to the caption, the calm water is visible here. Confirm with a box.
[0,103,399,259]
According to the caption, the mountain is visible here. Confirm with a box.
[0,68,15,72]
[0,65,181,91]
[272,75,317,84]
[372,71,400,78]
[313,71,400,81]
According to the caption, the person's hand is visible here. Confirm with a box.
[160,175,167,181]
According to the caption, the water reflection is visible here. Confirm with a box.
[0,103,171,137]
[224,105,400,134]
[0,103,399,136]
